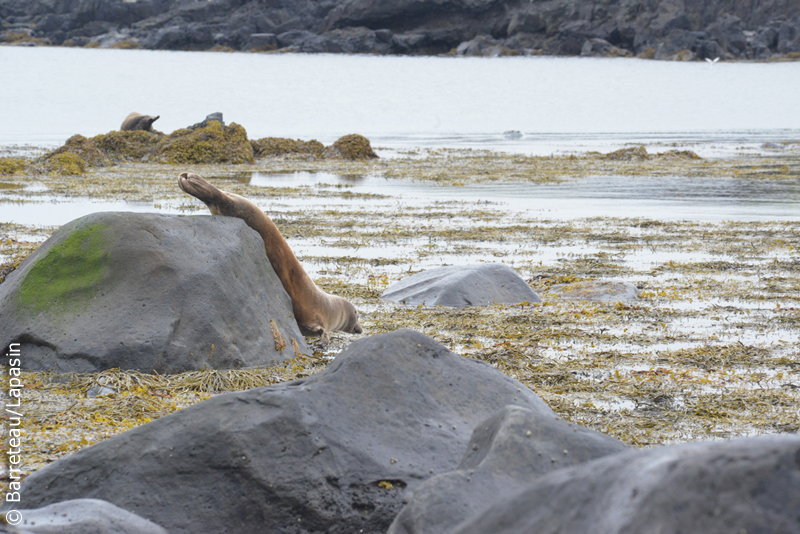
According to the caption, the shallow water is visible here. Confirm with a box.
[3,170,799,227]
[1,47,799,155]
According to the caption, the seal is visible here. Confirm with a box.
[120,112,160,132]
[178,172,363,343]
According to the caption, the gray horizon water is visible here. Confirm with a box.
[0,46,798,226]
[1,46,799,152]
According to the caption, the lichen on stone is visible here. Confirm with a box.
[18,223,110,313]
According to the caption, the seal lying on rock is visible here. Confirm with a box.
[120,112,160,132]
[178,172,362,343]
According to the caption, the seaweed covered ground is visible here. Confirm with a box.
[1,143,799,490]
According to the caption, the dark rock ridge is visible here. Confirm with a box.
[1,0,798,59]
[9,499,169,534]
[7,329,557,534]
[448,434,800,534]
[388,405,628,534]
[381,264,541,307]
[0,211,307,373]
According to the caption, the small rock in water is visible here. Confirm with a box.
[188,112,225,130]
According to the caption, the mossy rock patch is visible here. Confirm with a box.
[328,134,379,160]
[48,134,110,167]
[91,130,165,163]
[0,157,26,175]
[604,146,650,161]
[18,223,110,313]
[251,137,325,158]
[157,121,254,164]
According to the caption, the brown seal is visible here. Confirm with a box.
[178,172,363,343]
[120,112,160,132]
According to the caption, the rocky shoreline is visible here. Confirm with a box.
[1,0,799,60]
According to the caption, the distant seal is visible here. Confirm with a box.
[120,112,160,132]
[178,172,363,343]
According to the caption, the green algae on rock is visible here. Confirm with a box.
[328,134,379,160]
[92,130,164,163]
[18,223,110,313]
[0,157,26,175]
[251,137,325,158]
[157,122,254,164]
[45,152,89,175]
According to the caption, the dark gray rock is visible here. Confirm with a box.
[8,329,556,534]
[245,32,277,50]
[506,11,546,36]
[187,111,225,130]
[2,0,799,57]
[450,435,800,534]
[389,405,627,534]
[381,264,541,307]
[0,212,306,373]
[580,37,628,57]
[10,499,168,534]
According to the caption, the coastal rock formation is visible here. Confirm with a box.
[0,212,307,373]
[8,499,168,534]
[9,330,557,534]
[1,0,798,59]
[446,435,800,534]
[381,264,541,307]
[388,405,628,534]
[40,128,374,172]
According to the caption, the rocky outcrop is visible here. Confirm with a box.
[381,264,541,307]
[1,0,798,59]
[388,405,628,534]
[8,330,557,534]
[8,499,169,534]
[446,435,800,534]
[0,212,306,373]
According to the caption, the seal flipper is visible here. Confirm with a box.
[302,323,329,345]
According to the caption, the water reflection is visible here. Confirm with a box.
[249,171,800,221]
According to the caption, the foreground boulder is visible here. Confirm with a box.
[8,499,168,534]
[382,264,541,307]
[0,212,306,373]
[449,435,800,534]
[10,330,556,534]
[389,405,628,534]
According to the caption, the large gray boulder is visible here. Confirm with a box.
[7,499,168,534]
[381,264,541,307]
[8,329,557,534]
[450,435,800,534]
[0,212,306,373]
[389,405,628,534]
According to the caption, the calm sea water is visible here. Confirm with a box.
[0,46,798,224]
[1,46,799,152]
